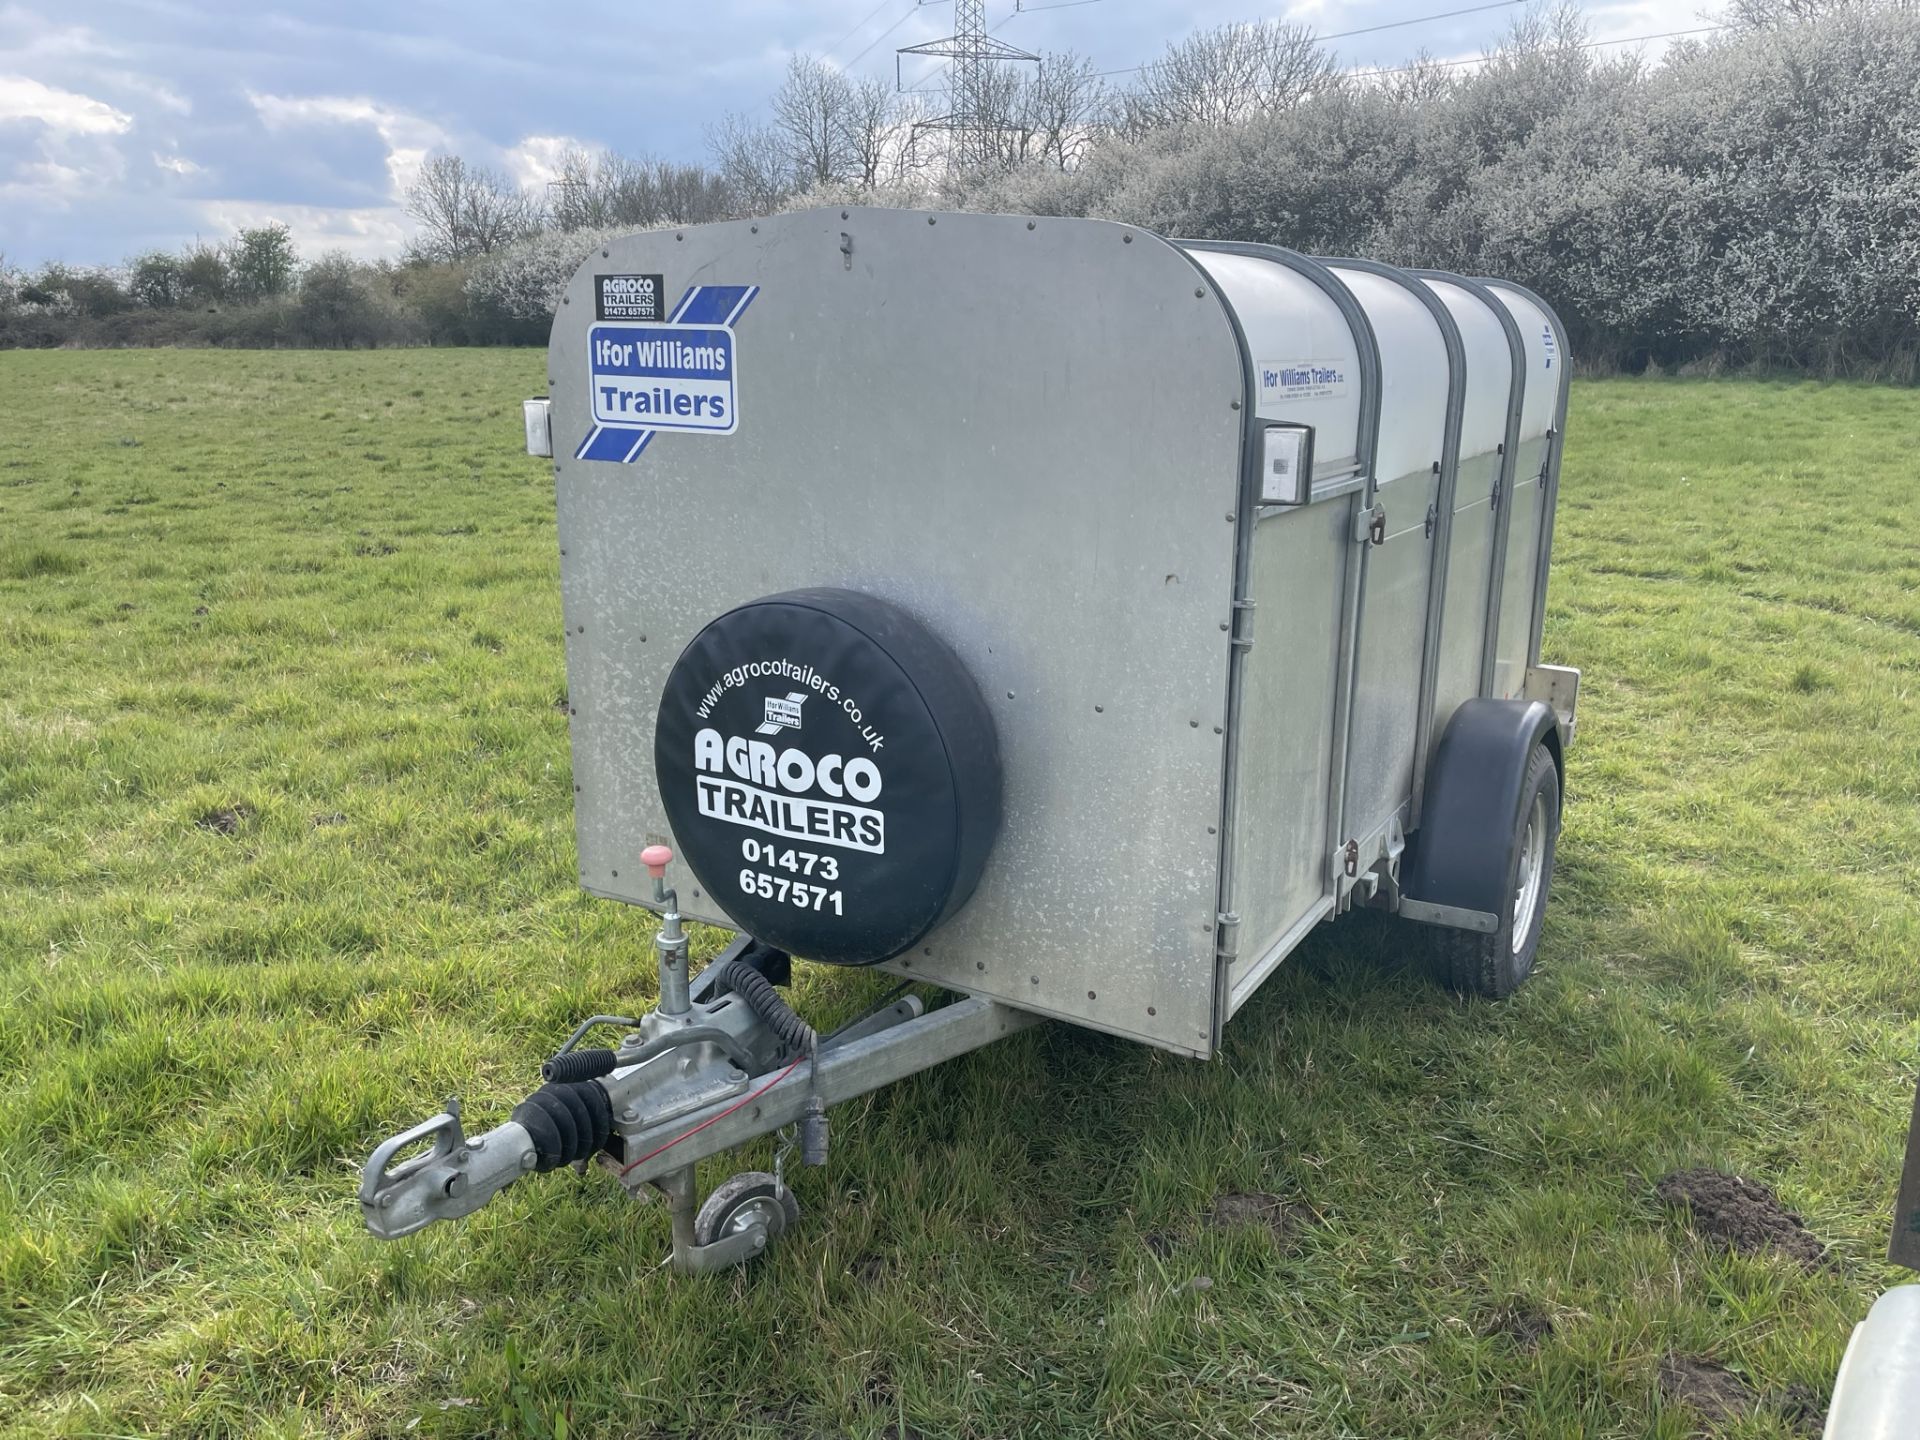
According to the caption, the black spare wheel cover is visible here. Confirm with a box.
[655,588,1001,966]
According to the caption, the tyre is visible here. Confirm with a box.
[692,1171,801,1256]
[1433,743,1560,998]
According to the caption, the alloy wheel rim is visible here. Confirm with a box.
[1512,792,1548,955]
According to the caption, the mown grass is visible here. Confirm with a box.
[1,351,1916,1439]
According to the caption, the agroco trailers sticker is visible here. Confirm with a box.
[576,281,759,463]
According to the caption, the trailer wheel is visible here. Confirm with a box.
[1434,743,1560,998]
[692,1171,800,1258]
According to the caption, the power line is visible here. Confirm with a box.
[900,16,1732,96]
[827,0,903,63]
[1321,0,1527,45]
[1087,0,1531,78]
[1345,24,1730,79]
[846,2,923,67]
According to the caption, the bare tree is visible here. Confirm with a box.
[773,54,859,186]
[840,74,906,188]
[1017,51,1108,169]
[1122,21,1338,132]
[549,148,736,230]
[404,154,537,261]
[1365,49,1458,106]
[547,146,612,232]
[709,113,796,213]
[1726,0,1916,25]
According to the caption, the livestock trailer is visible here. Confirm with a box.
[362,208,1579,1270]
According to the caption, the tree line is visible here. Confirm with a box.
[4,0,1914,375]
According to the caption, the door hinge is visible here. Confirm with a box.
[1214,910,1241,962]
[1424,501,1437,539]
[1490,476,1504,510]
[1229,598,1255,652]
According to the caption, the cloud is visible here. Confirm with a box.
[246,90,449,200]
[194,199,413,261]
[502,133,585,191]
[0,74,132,135]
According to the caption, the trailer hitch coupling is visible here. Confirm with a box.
[359,1097,538,1240]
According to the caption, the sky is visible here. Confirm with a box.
[0,0,1728,268]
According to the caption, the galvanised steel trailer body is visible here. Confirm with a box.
[362,210,1578,1269]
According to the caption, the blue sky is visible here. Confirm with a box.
[0,0,1724,267]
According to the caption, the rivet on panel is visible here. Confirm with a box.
[676,233,684,241]
[1122,234,1133,244]
[562,296,569,305]
[1006,691,1015,700]
[841,210,849,219]
[1189,720,1199,729]
[1087,990,1097,1000]
[1094,705,1104,713]
[1225,513,1235,522]
[976,960,985,971]
[1218,622,1229,631]
[1213,726,1223,735]
[1207,826,1217,835]
[1194,288,1205,298]
[1147,1006,1157,1017]
[611,870,619,878]
[601,249,609,258]
[1030,975,1040,985]
[1230,399,1242,410]
[577,625,586,634]
[927,216,937,225]
[751,225,759,233]
[1026,220,1035,230]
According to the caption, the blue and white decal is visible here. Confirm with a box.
[576,283,759,463]
[1258,358,1348,404]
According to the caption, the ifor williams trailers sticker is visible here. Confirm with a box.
[576,282,759,463]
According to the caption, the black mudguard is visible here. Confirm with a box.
[1403,699,1563,918]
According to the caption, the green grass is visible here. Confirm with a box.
[1,351,1917,1439]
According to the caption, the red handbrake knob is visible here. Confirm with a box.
[640,845,673,880]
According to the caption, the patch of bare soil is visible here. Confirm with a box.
[194,804,251,835]
[1655,1168,1829,1269]
[1660,1357,1756,1427]
[1772,1384,1827,1437]
[1205,1191,1298,1245]
[1658,1356,1825,1437]
[1484,1303,1554,1350]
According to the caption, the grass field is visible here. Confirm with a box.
[2,350,1918,1439]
